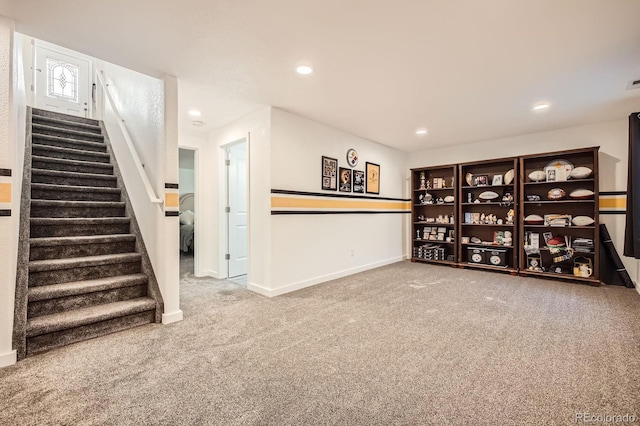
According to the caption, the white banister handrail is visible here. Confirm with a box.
[96,71,163,204]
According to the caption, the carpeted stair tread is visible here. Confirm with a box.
[32,168,117,182]
[32,123,104,141]
[31,217,130,226]
[32,108,99,126]
[32,143,110,160]
[31,199,125,209]
[31,183,121,195]
[32,115,102,133]
[32,155,113,171]
[25,298,156,337]
[30,234,136,247]
[28,274,148,302]
[32,133,107,152]
[29,253,142,272]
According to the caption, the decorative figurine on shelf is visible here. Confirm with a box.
[450,176,454,188]
[423,192,433,204]
[426,179,431,190]
[419,172,427,190]
[449,213,454,224]
[506,209,515,225]
[503,231,513,246]
[467,193,472,203]
[501,192,514,206]
[480,213,486,223]
[417,229,421,239]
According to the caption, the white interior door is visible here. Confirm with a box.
[227,141,248,278]
[34,44,91,117]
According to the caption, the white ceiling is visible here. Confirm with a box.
[1,0,640,152]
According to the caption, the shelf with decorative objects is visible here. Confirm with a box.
[410,165,458,265]
[519,147,600,285]
[458,157,519,273]
[409,147,601,286]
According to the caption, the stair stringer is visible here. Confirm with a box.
[12,107,33,360]
[99,122,164,323]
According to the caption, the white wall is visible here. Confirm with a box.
[266,108,408,296]
[0,15,15,367]
[0,16,26,368]
[99,61,165,196]
[178,168,194,196]
[408,118,640,292]
[207,108,272,285]
[98,63,181,323]
[178,148,195,197]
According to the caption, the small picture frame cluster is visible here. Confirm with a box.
[321,156,337,190]
[322,156,379,194]
[339,168,366,193]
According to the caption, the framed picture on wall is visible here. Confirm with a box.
[321,156,337,190]
[366,162,380,194]
[353,170,365,193]
[339,167,352,192]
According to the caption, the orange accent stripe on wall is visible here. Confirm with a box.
[165,193,179,208]
[0,183,10,203]
[271,196,410,211]
[599,196,626,210]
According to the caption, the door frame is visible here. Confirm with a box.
[218,136,249,279]
[178,146,199,275]
[32,39,95,118]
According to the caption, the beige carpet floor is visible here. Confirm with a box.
[1,261,639,425]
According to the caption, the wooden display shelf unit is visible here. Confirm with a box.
[410,165,458,266]
[409,147,602,286]
[519,147,600,285]
[458,157,519,271]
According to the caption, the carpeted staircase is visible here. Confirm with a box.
[13,108,163,359]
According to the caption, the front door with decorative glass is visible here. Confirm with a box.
[34,43,91,118]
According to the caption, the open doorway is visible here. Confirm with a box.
[179,148,197,278]
[223,139,248,285]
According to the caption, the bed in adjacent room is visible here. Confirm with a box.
[179,193,195,253]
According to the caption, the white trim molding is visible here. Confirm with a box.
[248,257,405,297]
[162,310,184,324]
[0,349,17,368]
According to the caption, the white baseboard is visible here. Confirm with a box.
[0,350,17,368]
[248,256,404,298]
[162,309,184,324]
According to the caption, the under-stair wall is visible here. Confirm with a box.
[13,107,163,359]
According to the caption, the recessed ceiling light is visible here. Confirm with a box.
[188,110,202,117]
[296,65,314,75]
[192,120,204,127]
[532,103,550,111]
[416,128,428,135]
